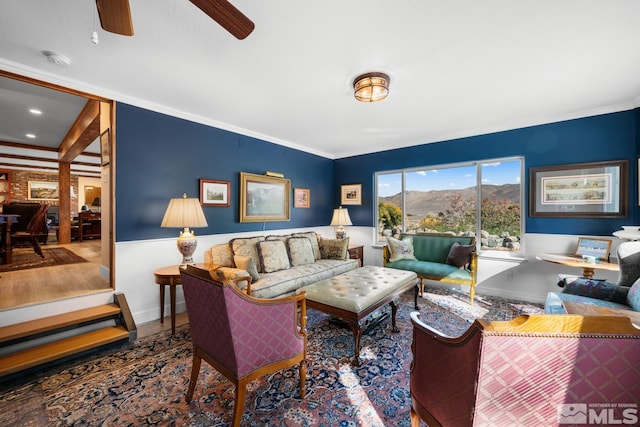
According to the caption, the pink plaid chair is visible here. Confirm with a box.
[410,312,640,427]
[180,265,307,426]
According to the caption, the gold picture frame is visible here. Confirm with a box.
[27,181,58,201]
[240,172,291,222]
[574,237,612,261]
[341,183,362,205]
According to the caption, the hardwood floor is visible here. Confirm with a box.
[0,238,110,311]
[138,311,189,338]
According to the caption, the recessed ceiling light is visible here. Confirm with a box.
[26,133,36,139]
[29,108,42,115]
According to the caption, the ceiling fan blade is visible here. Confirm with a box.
[95,0,134,36]
[189,0,255,40]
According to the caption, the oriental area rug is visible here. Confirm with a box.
[0,286,543,426]
[0,247,88,273]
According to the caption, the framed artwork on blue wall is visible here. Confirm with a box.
[341,183,362,205]
[294,188,310,208]
[529,160,628,218]
[239,172,291,222]
[200,179,230,207]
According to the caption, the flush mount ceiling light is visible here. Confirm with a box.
[353,72,390,102]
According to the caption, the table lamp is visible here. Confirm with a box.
[330,206,352,239]
[161,193,208,264]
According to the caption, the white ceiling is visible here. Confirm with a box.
[1,0,640,160]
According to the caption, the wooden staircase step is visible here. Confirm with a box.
[0,304,122,344]
[0,325,130,377]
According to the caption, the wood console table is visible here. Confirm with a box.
[536,253,619,278]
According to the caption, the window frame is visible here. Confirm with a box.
[375,156,525,256]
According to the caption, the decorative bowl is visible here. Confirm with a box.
[622,226,640,231]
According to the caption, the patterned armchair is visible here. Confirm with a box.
[180,265,307,426]
[410,312,640,426]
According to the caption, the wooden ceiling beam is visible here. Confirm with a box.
[59,99,101,163]
[0,153,99,167]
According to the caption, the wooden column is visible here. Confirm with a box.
[57,162,71,244]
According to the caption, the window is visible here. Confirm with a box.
[376,158,523,253]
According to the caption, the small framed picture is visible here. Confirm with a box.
[574,237,612,261]
[100,130,110,166]
[200,179,231,207]
[294,188,310,208]
[341,183,362,205]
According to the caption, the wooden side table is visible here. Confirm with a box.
[348,244,364,267]
[153,263,205,334]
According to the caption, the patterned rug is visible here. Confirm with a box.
[0,286,543,426]
[0,247,88,273]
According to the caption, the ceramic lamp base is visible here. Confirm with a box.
[177,228,198,265]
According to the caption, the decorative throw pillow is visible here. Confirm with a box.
[445,242,474,269]
[627,278,640,311]
[319,237,350,260]
[214,267,252,290]
[387,236,417,262]
[257,240,291,273]
[292,232,321,260]
[266,234,291,242]
[206,243,235,268]
[287,237,315,266]
[233,255,260,282]
[230,236,265,272]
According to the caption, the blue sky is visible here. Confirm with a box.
[377,160,521,197]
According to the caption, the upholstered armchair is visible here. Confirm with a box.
[179,265,307,427]
[410,312,640,426]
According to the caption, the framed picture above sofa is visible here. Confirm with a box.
[239,172,290,222]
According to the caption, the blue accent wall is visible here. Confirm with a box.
[334,109,639,236]
[115,103,639,241]
[115,104,334,242]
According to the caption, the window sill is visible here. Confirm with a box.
[478,251,526,263]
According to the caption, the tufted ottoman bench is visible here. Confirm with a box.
[297,265,418,366]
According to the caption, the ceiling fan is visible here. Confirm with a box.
[95,0,254,40]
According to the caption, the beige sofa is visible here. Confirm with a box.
[205,232,358,299]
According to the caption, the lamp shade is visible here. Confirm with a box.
[330,207,353,226]
[161,194,208,229]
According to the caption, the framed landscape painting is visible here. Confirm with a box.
[529,160,628,218]
[200,179,230,207]
[239,172,290,222]
[28,181,58,201]
[574,237,612,260]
